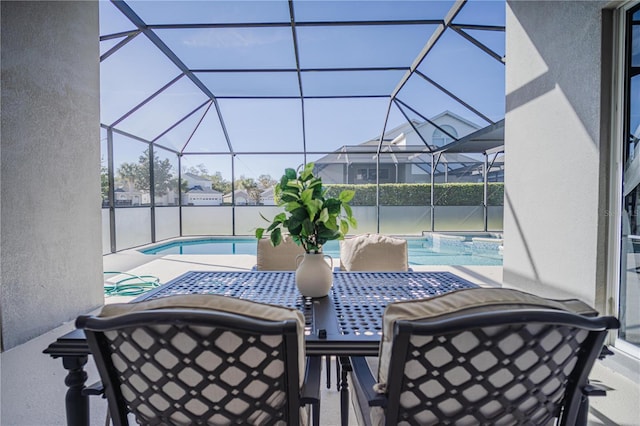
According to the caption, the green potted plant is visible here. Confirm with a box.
[255,162,356,297]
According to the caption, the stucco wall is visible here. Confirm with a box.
[1,1,103,349]
[503,1,611,308]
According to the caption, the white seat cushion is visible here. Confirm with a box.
[340,233,408,271]
[100,294,307,387]
[256,236,306,271]
[376,287,597,390]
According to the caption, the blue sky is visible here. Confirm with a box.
[100,0,505,181]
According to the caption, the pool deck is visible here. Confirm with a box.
[1,251,636,425]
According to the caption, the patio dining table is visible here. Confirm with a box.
[44,271,477,426]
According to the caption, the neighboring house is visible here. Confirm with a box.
[223,189,251,205]
[259,187,276,205]
[182,172,212,189]
[113,188,148,206]
[182,186,223,206]
[110,188,177,206]
[314,111,488,185]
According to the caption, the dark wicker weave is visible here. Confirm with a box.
[78,308,319,426]
[351,302,619,426]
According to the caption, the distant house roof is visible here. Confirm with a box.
[436,119,504,155]
[183,172,208,180]
[223,189,249,198]
[314,111,484,167]
[260,187,275,197]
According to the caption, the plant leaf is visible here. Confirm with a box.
[300,162,315,180]
[318,207,329,224]
[305,199,322,220]
[300,188,313,204]
[339,190,355,203]
[342,203,353,218]
[270,228,282,246]
[324,198,341,215]
[255,228,264,239]
[284,168,296,180]
[302,218,314,235]
[340,219,350,234]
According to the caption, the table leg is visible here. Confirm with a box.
[339,356,352,426]
[62,355,90,426]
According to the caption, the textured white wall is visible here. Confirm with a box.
[503,1,611,307]
[1,1,103,349]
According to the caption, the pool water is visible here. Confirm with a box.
[140,236,503,266]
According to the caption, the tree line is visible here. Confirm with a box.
[102,149,278,204]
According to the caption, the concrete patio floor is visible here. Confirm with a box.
[1,252,638,425]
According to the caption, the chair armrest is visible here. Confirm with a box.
[350,356,386,407]
[82,381,105,397]
[301,356,321,404]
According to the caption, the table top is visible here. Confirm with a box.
[45,271,477,357]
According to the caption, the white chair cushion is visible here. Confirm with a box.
[100,294,307,387]
[376,287,597,391]
[339,233,408,271]
[256,236,306,271]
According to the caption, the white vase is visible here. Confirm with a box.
[295,253,334,298]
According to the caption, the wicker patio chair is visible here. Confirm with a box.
[349,288,619,426]
[77,294,321,426]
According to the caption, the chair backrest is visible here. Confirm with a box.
[78,294,306,426]
[374,288,619,426]
[256,236,306,270]
[339,233,408,271]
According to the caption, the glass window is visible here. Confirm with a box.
[618,4,640,351]
[432,125,458,147]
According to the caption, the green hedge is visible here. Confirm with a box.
[325,183,504,206]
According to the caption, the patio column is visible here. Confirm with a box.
[0,1,103,350]
[503,1,612,309]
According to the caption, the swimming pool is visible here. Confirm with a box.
[140,235,503,266]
